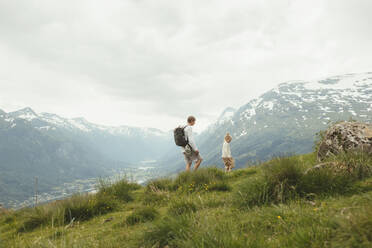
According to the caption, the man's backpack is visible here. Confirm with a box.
[174,126,188,147]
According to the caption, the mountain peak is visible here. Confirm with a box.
[9,107,38,121]
[17,107,36,114]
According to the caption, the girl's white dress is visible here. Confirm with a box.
[222,141,232,158]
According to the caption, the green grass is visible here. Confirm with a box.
[97,177,140,202]
[168,197,198,216]
[1,151,372,248]
[125,207,158,225]
[5,178,139,234]
[146,178,175,192]
[15,194,119,233]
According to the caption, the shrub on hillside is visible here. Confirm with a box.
[298,168,355,197]
[333,150,372,180]
[263,156,303,203]
[142,216,191,248]
[263,156,303,189]
[63,194,118,223]
[168,199,197,216]
[297,150,371,197]
[208,181,231,192]
[97,178,139,202]
[125,207,158,225]
[3,214,15,225]
[314,128,327,155]
[17,193,118,232]
[142,192,168,206]
[235,178,272,208]
[234,155,366,209]
[174,167,227,193]
[146,178,174,192]
[17,207,51,233]
[234,157,303,208]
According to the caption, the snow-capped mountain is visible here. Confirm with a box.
[2,72,371,206]
[165,72,372,171]
[0,109,173,207]
[4,107,167,137]
[2,107,172,163]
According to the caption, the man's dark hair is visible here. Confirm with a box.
[187,116,196,123]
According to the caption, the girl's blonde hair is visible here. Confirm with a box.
[225,133,232,143]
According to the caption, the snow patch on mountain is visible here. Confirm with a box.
[36,126,53,131]
[9,107,38,121]
[17,113,37,121]
[304,73,370,90]
[39,113,68,126]
[68,119,92,132]
[241,107,256,120]
[4,117,14,123]
[262,101,274,111]
[239,129,247,138]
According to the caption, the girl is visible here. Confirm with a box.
[222,133,235,172]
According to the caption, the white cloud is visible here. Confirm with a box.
[0,0,371,132]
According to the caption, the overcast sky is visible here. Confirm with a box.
[0,0,371,132]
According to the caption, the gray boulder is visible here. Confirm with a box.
[317,122,372,161]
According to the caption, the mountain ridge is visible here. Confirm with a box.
[0,108,173,208]
[3,107,168,136]
[164,72,372,172]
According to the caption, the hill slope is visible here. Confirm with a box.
[1,151,371,247]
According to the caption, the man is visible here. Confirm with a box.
[183,116,203,171]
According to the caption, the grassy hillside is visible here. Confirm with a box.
[1,151,372,248]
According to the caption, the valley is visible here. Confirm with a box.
[11,161,164,209]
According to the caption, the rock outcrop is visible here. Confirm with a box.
[317,122,372,161]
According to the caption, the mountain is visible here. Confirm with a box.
[164,72,372,171]
[0,108,172,207]
[3,107,172,162]
[2,72,371,207]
